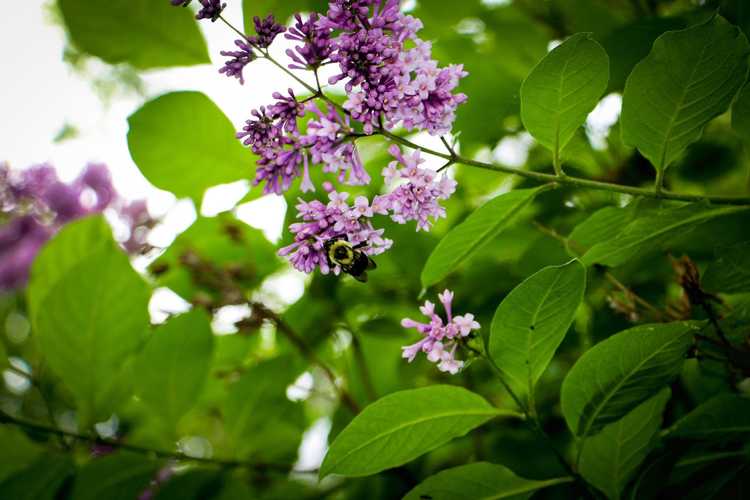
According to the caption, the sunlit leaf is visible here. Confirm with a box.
[489,260,586,403]
[403,462,572,500]
[133,310,214,431]
[561,322,699,437]
[421,186,549,288]
[520,33,609,158]
[621,15,750,172]
[127,92,255,204]
[579,388,671,500]
[321,385,514,478]
[58,0,209,69]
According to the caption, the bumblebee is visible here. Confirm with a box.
[324,235,377,283]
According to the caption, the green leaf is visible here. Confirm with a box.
[621,15,750,172]
[133,310,214,430]
[243,0,328,29]
[58,0,209,69]
[26,216,112,323]
[666,394,750,440]
[72,453,161,500]
[224,357,305,463]
[579,388,671,500]
[0,427,42,483]
[154,469,223,500]
[581,203,749,267]
[561,321,699,437]
[702,241,750,294]
[520,33,609,157]
[33,217,151,425]
[421,186,548,288]
[403,462,573,500]
[127,92,255,204]
[732,83,750,143]
[489,260,586,402]
[320,385,514,478]
[0,454,72,500]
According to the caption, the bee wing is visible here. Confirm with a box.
[353,271,368,283]
[367,258,377,270]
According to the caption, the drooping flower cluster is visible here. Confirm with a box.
[0,163,155,290]
[375,145,456,231]
[170,0,226,22]
[279,189,391,275]
[401,290,480,374]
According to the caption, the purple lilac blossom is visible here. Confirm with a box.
[0,163,154,291]
[195,0,226,22]
[401,289,480,374]
[219,40,256,84]
[278,191,391,275]
[284,13,333,70]
[249,15,286,48]
[375,145,456,231]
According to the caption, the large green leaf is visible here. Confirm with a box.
[154,469,223,500]
[421,186,548,288]
[702,241,750,294]
[520,33,609,158]
[58,0,209,69]
[561,322,699,437]
[243,0,328,30]
[320,386,514,478]
[127,92,255,204]
[133,310,214,431]
[224,357,305,463]
[579,388,671,500]
[581,203,749,267]
[0,454,73,500]
[666,394,750,440]
[732,83,750,143]
[403,462,572,500]
[26,216,112,323]
[33,217,151,425]
[489,260,586,403]
[0,427,41,483]
[71,453,161,500]
[621,15,750,172]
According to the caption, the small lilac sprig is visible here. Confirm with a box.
[375,145,456,231]
[278,189,391,275]
[401,290,480,374]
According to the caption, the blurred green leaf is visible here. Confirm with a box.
[58,0,209,69]
[421,186,548,288]
[154,468,223,500]
[134,310,214,431]
[561,321,699,437]
[521,33,609,159]
[71,453,161,500]
[489,260,586,403]
[0,427,41,483]
[127,92,255,204]
[0,453,70,500]
[666,393,750,440]
[403,462,572,500]
[243,0,328,29]
[32,216,151,425]
[702,241,750,293]
[732,83,750,143]
[581,203,749,267]
[320,385,510,478]
[224,356,305,463]
[579,388,671,500]
[26,216,112,323]
[621,15,750,173]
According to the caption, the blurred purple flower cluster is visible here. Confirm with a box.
[401,290,480,374]
[170,0,226,22]
[0,163,155,291]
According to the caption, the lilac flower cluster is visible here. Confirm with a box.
[401,290,480,374]
[279,189,391,275]
[375,145,456,231]
[170,0,226,22]
[0,163,154,290]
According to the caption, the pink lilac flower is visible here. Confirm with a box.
[401,289,480,374]
[375,145,456,231]
[278,191,391,275]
